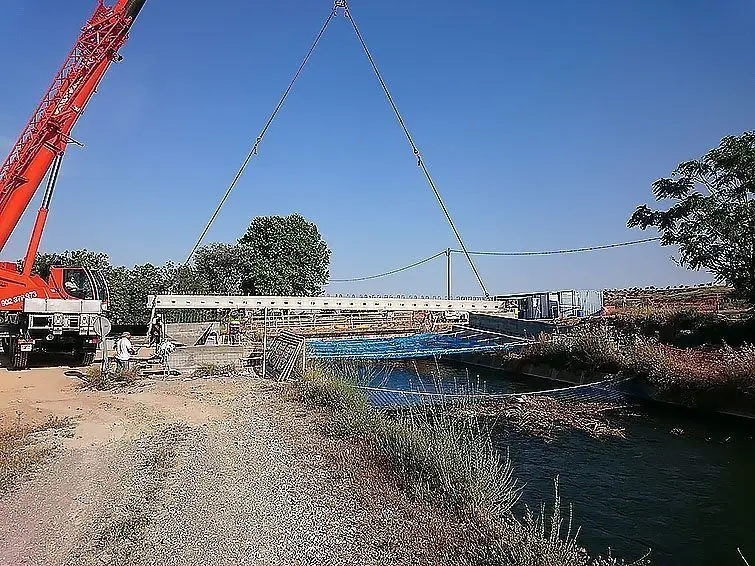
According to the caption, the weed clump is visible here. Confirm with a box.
[378,410,521,522]
[192,363,236,378]
[0,415,72,492]
[81,365,139,390]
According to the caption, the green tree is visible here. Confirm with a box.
[161,262,208,295]
[104,265,132,324]
[194,243,243,295]
[628,132,755,303]
[237,214,330,296]
[25,249,110,280]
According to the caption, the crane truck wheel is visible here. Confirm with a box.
[73,350,96,367]
[8,340,29,371]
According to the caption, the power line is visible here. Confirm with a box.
[455,237,661,257]
[329,250,446,282]
[329,237,660,283]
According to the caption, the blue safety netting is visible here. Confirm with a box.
[306,332,522,360]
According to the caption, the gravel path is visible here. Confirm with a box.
[1,375,474,565]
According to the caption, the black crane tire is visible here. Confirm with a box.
[73,350,96,367]
[10,343,29,371]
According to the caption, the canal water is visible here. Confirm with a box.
[365,359,755,566]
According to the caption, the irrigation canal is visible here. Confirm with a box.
[361,359,755,566]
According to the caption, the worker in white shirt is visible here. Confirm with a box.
[115,332,135,372]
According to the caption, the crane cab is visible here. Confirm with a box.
[48,266,110,308]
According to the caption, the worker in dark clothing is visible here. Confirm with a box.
[148,313,164,352]
[228,311,241,345]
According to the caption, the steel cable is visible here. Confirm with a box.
[457,237,662,257]
[344,8,490,298]
[184,11,336,264]
[330,237,660,282]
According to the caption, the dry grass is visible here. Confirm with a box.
[378,409,522,524]
[192,363,236,378]
[517,327,755,400]
[0,415,72,492]
[79,365,139,390]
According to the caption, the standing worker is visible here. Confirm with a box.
[148,313,164,353]
[115,332,135,372]
[228,310,242,345]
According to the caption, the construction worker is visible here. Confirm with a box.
[228,310,242,345]
[115,331,135,372]
[148,313,164,352]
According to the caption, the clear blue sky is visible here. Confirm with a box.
[1,0,754,296]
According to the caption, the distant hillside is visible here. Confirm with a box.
[604,285,742,313]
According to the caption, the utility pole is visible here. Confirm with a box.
[446,248,452,300]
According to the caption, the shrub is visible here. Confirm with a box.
[378,409,521,523]
[520,327,623,373]
[81,365,139,390]
[520,326,755,402]
[611,308,755,348]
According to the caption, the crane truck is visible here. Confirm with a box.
[0,0,145,369]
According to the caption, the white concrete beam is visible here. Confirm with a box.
[148,295,505,313]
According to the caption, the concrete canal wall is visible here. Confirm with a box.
[468,313,569,338]
[450,351,610,386]
[169,345,251,371]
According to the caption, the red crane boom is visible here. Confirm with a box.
[0,0,145,258]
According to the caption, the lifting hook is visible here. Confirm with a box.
[333,0,348,16]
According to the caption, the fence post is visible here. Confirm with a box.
[262,307,268,379]
[301,337,306,375]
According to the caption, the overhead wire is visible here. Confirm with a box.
[329,250,446,282]
[343,6,490,298]
[456,236,662,257]
[328,237,660,283]
[183,10,336,265]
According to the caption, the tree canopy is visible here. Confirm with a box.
[193,243,244,295]
[628,132,755,303]
[238,214,330,296]
[25,249,110,280]
[25,213,331,324]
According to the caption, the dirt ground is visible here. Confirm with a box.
[0,367,475,566]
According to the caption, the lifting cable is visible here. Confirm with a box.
[328,237,660,283]
[184,9,336,264]
[342,5,490,298]
[183,1,490,299]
